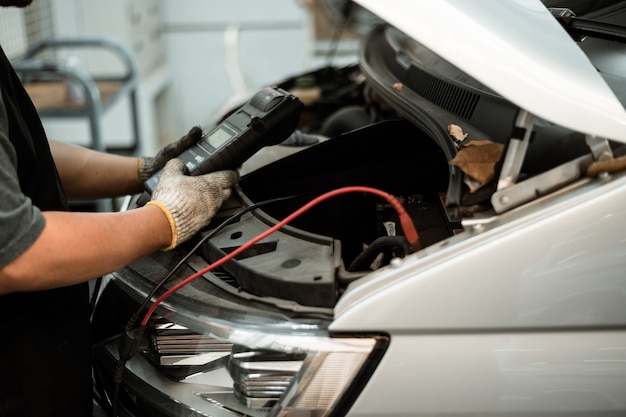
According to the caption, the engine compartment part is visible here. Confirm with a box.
[197,119,460,307]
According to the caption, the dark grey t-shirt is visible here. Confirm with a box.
[0,43,70,314]
[0,43,68,272]
[0,91,46,267]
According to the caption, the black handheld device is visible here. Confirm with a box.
[144,86,303,193]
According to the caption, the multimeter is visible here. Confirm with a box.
[144,86,303,193]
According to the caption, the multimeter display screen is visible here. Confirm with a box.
[203,126,235,149]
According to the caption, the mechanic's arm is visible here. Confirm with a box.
[0,205,171,293]
[50,126,201,199]
[0,159,238,294]
[50,140,143,198]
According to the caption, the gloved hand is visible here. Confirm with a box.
[146,158,239,250]
[137,126,203,182]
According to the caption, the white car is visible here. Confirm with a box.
[92,1,626,416]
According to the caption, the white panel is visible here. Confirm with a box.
[160,0,307,25]
[162,30,233,130]
[159,0,313,133]
[0,8,27,59]
[350,332,626,416]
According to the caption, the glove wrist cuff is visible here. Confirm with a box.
[138,156,155,182]
[146,200,179,250]
[137,157,143,182]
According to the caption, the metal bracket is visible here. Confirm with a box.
[491,154,592,213]
[489,121,614,214]
[585,135,613,161]
[497,110,534,190]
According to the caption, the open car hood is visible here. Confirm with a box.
[354,0,626,144]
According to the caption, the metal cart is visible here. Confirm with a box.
[13,36,142,211]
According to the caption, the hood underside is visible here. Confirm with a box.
[353,0,626,143]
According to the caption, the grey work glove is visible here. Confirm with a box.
[138,126,203,182]
[146,158,239,250]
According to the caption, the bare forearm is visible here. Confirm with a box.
[49,139,143,198]
[0,205,171,294]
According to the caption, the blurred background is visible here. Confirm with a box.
[0,0,365,155]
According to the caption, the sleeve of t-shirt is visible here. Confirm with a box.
[0,91,46,268]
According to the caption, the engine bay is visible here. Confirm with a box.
[186,16,613,309]
[199,117,460,308]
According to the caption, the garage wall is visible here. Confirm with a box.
[159,0,314,134]
[2,2,344,153]
[50,0,314,151]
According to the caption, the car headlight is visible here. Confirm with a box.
[95,317,388,417]
[227,339,383,417]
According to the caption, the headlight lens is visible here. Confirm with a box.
[227,339,382,417]
[98,317,387,417]
[272,346,380,417]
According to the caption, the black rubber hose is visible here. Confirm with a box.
[348,235,410,272]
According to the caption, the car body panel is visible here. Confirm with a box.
[348,331,626,416]
[332,172,626,331]
[354,0,626,143]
